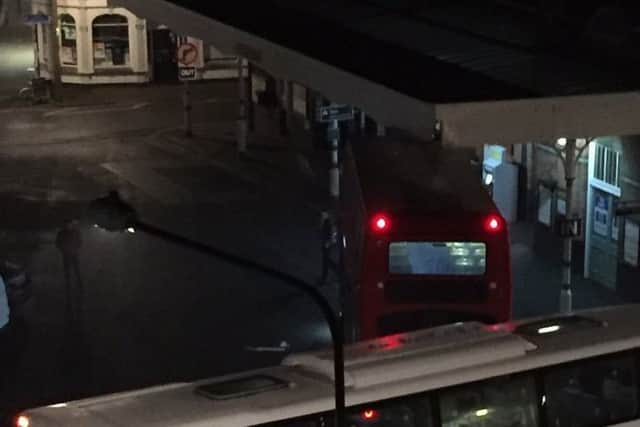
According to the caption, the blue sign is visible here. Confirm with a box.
[317,104,353,123]
[24,13,50,25]
[593,193,610,236]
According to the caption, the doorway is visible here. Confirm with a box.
[151,28,178,82]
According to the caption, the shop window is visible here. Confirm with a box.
[59,14,77,66]
[594,144,620,188]
[39,18,49,63]
[92,14,130,67]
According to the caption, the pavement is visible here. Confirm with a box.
[0,81,335,417]
[510,221,623,318]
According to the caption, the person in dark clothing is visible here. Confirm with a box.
[56,219,84,326]
[318,212,339,286]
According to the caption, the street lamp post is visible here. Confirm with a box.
[47,0,62,100]
[553,138,591,314]
[559,138,576,313]
[87,192,346,427]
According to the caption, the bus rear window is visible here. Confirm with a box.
[389,242,486,276]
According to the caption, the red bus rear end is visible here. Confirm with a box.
[342,141,512,340]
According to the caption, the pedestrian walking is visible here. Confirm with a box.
[318,212,338,286]
[56,219,84,326]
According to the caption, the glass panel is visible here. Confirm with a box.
[594,145,605,181]
[59,14,77,65]
[612,152,620,187]
[544,354,638,427]
[440,375,539,427]
[92,15,130,67]
[515,315,603,337]
[594,145,621,187]
[607,151,615,185]
[259,394,435,426]
[93,14,128,25]
[256,414,331,427]
[389,242,486,276]
[196,374,288,400]
[347,395,434,427]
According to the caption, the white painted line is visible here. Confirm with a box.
[201,98,235,104]
[44,102,150,118]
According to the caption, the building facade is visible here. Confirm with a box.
[584,136,640,298]
[32,0,238,84]
[515,136,640,299]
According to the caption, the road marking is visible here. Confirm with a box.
[200,97,235,104]
[43,102,150,118]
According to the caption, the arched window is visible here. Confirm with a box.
[59,14,77,66]
[92,14,130,67]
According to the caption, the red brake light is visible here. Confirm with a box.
[16,415,30,427]
[361,409,380,421]
[371,214,391,233]
[484,214,503,233]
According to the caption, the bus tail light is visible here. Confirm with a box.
[371,213,391,233]
[15,415,30,427]
[484,214,503,233]
[360,408,380,422]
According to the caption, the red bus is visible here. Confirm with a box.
[341,140,512,340]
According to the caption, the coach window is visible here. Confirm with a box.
[439,374,538,427]
[543,354,638,427]
[259,395,436,426]
[257,413,332,426]
[347,395,435,426]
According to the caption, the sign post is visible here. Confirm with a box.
[317,104,353,358]
[237,58,248,153]
[557,217,583,238]
[317,104,353,198]
[177,41,199,138]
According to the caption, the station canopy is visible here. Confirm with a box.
[109,0,640,147]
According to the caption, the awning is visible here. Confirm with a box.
[108,0,640,147]
[437,92,640,147]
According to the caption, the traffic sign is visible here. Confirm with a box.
[317,104,353,123]
[177,42,199,66]
[556,217,583,238]
[179,67,197,80]
[24,13,50,25]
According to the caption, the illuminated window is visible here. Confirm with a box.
[389,241,486,276]
[440,375,539,427]
[92,14,130,67]
[544,355,638,427]
[59,14,77,66]
[594,144,620,188]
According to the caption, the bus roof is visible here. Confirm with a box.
[347,141,497,216]
[24,304,640,427]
